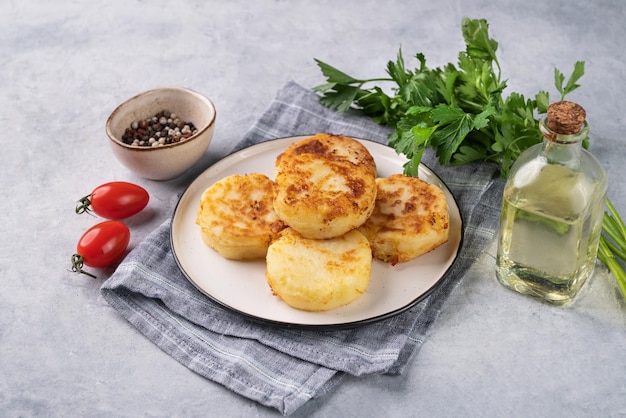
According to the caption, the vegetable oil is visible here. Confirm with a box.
[495,102,607,304]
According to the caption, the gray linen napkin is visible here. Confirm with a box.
[101,80,503,415]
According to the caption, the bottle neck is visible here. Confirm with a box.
[539,118,588,168]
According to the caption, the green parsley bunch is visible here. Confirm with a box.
[313,18,584,177]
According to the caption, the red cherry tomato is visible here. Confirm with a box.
[71,221,130,278]
[76,182,149,219]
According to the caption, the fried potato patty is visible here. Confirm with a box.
[265,228,372,311]
[196,173,286,260]
[273,133,377,239]
[358,174,449,265]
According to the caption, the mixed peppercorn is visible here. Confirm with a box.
[122,110,198,147]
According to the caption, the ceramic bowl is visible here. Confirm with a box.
[106,87,216,180]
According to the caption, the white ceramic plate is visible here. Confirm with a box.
[171,136,463,328]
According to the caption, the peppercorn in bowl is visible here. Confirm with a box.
[106,87,216,180]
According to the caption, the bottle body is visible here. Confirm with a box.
[495,119,607,304]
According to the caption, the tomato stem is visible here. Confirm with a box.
[71,254,97,278]
[75,195,93,215]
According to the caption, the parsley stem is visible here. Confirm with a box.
[358,78,394,84]
[598,237,626,299]
[598,199,626,301]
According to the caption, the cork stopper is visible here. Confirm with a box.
[547,101,586,134]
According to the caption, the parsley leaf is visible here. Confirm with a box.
[556,61,585,100]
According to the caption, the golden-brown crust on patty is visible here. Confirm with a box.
[273,134,377,239]
[265,227,372,311]
[196,173,286,259]
[358,174,449,265]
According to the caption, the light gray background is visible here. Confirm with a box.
[2,1,625,417]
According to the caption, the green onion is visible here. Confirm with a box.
[597,199,626,300]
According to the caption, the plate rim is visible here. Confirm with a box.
[170,135,465,330]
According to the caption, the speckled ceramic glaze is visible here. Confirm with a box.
[106,87,216,180]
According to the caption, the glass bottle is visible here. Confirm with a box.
[495,101,607,304]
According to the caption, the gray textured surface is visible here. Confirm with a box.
[2,1,625,417]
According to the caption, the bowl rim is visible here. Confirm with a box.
[106,86,216,151]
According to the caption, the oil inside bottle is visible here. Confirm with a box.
[495,161,604,304]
